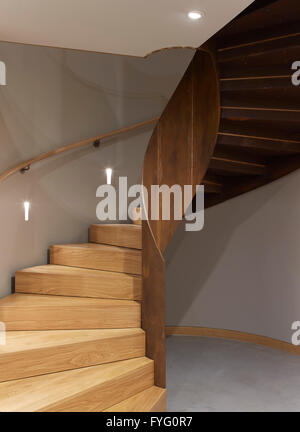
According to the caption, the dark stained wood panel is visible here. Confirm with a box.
[218,34,300,63]
[143,48,220,253]
[220,63,292,80]
[142,223,165,388]
[221,107,300,124]
[220,118,300,143]
[217,133,300,155]
[209,157,265,176]
[221,89,300,111]
[141,46,220,388]
[221,77,293,91]
[206,0,300,209]
[216,0,300,41]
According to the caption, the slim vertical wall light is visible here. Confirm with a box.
[0,61,6,86]
[24,201,30,222]
[106,168,112,185]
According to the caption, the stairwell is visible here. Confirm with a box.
[0,224,166,412]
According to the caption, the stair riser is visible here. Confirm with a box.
[0,333,145,383]
[90,225,142,249]
[41,363,154,412]
[0,305,141,330]
[50,246,142,275]
[15,271,142,301]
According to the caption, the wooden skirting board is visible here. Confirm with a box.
[166,327,300,356]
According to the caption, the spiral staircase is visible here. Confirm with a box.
[0,0,299,411]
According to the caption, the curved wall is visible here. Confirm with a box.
[166,170,300,344]
[0,41,193,297]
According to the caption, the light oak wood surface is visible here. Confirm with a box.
[105,386,166,412]
[15,265,142,300]
[0,294,140,330]
[50,243,142,275]
[0,329,145,382]
[90,224,142,250]
[0,357,154,412]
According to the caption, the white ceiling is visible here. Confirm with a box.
[0,0,253,57]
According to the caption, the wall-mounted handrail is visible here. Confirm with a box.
[0,117,159,183]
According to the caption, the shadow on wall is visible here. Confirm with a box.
[165,171,300,343]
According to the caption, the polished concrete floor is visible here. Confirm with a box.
[166,336,300,412]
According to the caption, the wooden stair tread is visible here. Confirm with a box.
[15,265,142,300]
[50,243,142,275]
[0,294,140,330]
[0,293,137,307]
[0,329,145,382]
[202,179,223,194]
[221,107,300,124]
[0,328,144,353]
[217,133,300,155]
[0,357,154,412]
[90,224,141,249]
[220,63,292,81]
[219,118,300,144]
[218,33,300,62]
[209,156,266,176]
[221,76,292,91]
[221,89,300,112]
[105,386,166,412]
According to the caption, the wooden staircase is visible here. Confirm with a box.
[0,224,166,412]
[0,0,297,413]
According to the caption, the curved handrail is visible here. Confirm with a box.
[0,117,159,183]
[141,43,220,388]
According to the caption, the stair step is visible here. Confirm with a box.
[50,243,142,275]
[221,107,300,124]
[90,224,142,249]
[221,89,300,112]
[220,63,291,81]
[0,357,153,412]
[0,329,145,383]
[105,386,166,412]
[217,133,300,156]
[209,156,266,176]
[15,265,142,300]
[218,33,300,63]
[221,76,292,92]
[220,118,300,144]
[202,179,223,194]
[0,294,140,330]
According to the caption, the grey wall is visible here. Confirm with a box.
[0,41,193,297]
[166,170,300,343]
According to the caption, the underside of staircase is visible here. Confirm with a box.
[0,224,166,412]
[202,0,300,207]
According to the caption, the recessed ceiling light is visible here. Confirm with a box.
[188,11,204,20]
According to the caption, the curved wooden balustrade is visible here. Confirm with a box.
[142,45,220,388]
[0,118,159,183]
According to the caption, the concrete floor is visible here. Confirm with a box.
[166,336,300,412]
